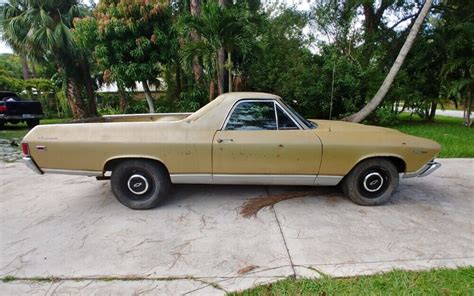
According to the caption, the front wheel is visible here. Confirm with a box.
[342,159,399,206]
[111,160,171,210]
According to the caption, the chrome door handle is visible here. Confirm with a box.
[217,138,233,143]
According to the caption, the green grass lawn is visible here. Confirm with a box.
[231,267,474,296]
[393,114,473,158]
[0,118,66,140]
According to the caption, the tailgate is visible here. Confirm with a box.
[5,101,43,116]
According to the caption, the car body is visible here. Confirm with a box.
[22,92,441,209]
[0,91,43,129]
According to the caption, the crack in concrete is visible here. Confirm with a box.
[266,186,296,278]
[1,275,228,293]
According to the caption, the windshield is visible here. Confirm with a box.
[281,101,317,129]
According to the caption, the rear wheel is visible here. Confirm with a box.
[342,159,399,206]
[26,119,39,129]
[110,160,171,210]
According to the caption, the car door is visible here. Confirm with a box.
[212,100,322,185]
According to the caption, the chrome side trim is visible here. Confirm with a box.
[23,157,43,175]
[212,174,317,185]
[170,174,317,185]
[170,174,345,186]
[170,174,213,184]
[403,161,441,178]
[42,169,102,177]
[314,175,344,186]
[103,112,192,118]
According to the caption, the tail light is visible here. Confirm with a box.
[0,105,7,112]
[21,142,30,156]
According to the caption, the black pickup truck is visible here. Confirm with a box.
[0,91,43,129]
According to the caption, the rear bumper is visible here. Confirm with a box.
[23,156,43,175]
[403,161,441,178]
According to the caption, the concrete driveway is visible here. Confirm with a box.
[1,159,473,295]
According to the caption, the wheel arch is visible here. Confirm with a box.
[103,156,170,176]
[351,155,407,174]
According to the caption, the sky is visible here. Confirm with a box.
[0,0,312,54]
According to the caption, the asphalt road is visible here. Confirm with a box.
[1,159,473,295]
[436,109,468,118]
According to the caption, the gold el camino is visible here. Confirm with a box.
[22,92,441,209]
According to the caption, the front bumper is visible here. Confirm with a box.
[403,161,441,178]
[23,156,43,175]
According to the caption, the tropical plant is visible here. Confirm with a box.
[179,1,254,100]
[1,0,98,119]
[0,0,34,79]
[440,0,473,127]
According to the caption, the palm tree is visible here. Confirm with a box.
[189,0,204,85]
[344,0,432,123]
[1,0,97,119]
[179,2,252,100]
[0,0,32,80]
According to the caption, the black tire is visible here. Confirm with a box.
[342,158,399,206]
[0,120,4,130]
[111,160,171,210]
[26,119,40,129]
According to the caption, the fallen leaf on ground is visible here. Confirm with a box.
[238,265,259,275]
[240,188,340,218]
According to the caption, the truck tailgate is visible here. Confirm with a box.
[5,101,43,115]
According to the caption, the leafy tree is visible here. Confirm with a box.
[0,53,23,79]
[94,0,173,113]
[440,0,473,126]
[1,0,98,119]
[345,0,433,123]
[179,1,254,100]
[0,0,33,79]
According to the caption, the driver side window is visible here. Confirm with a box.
[225,100,300,131]
[225,101,277,130]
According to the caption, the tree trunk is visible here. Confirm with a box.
[344,0,433,123]
[30,60,37,78]
[118,84,128,113]
[228,51,232,92]
[464,88,472,127]
[20,55,30,80]
[209,80,217,102]
[142,80,155,113]
[80,60,98,117]
[190,0,204,84]
[175,60,182,98]
[217,0,228,95]
[65,77,87,119]
[217,48,226,95]
[428,98,437,122]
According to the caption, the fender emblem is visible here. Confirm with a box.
[413,149,427,154]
